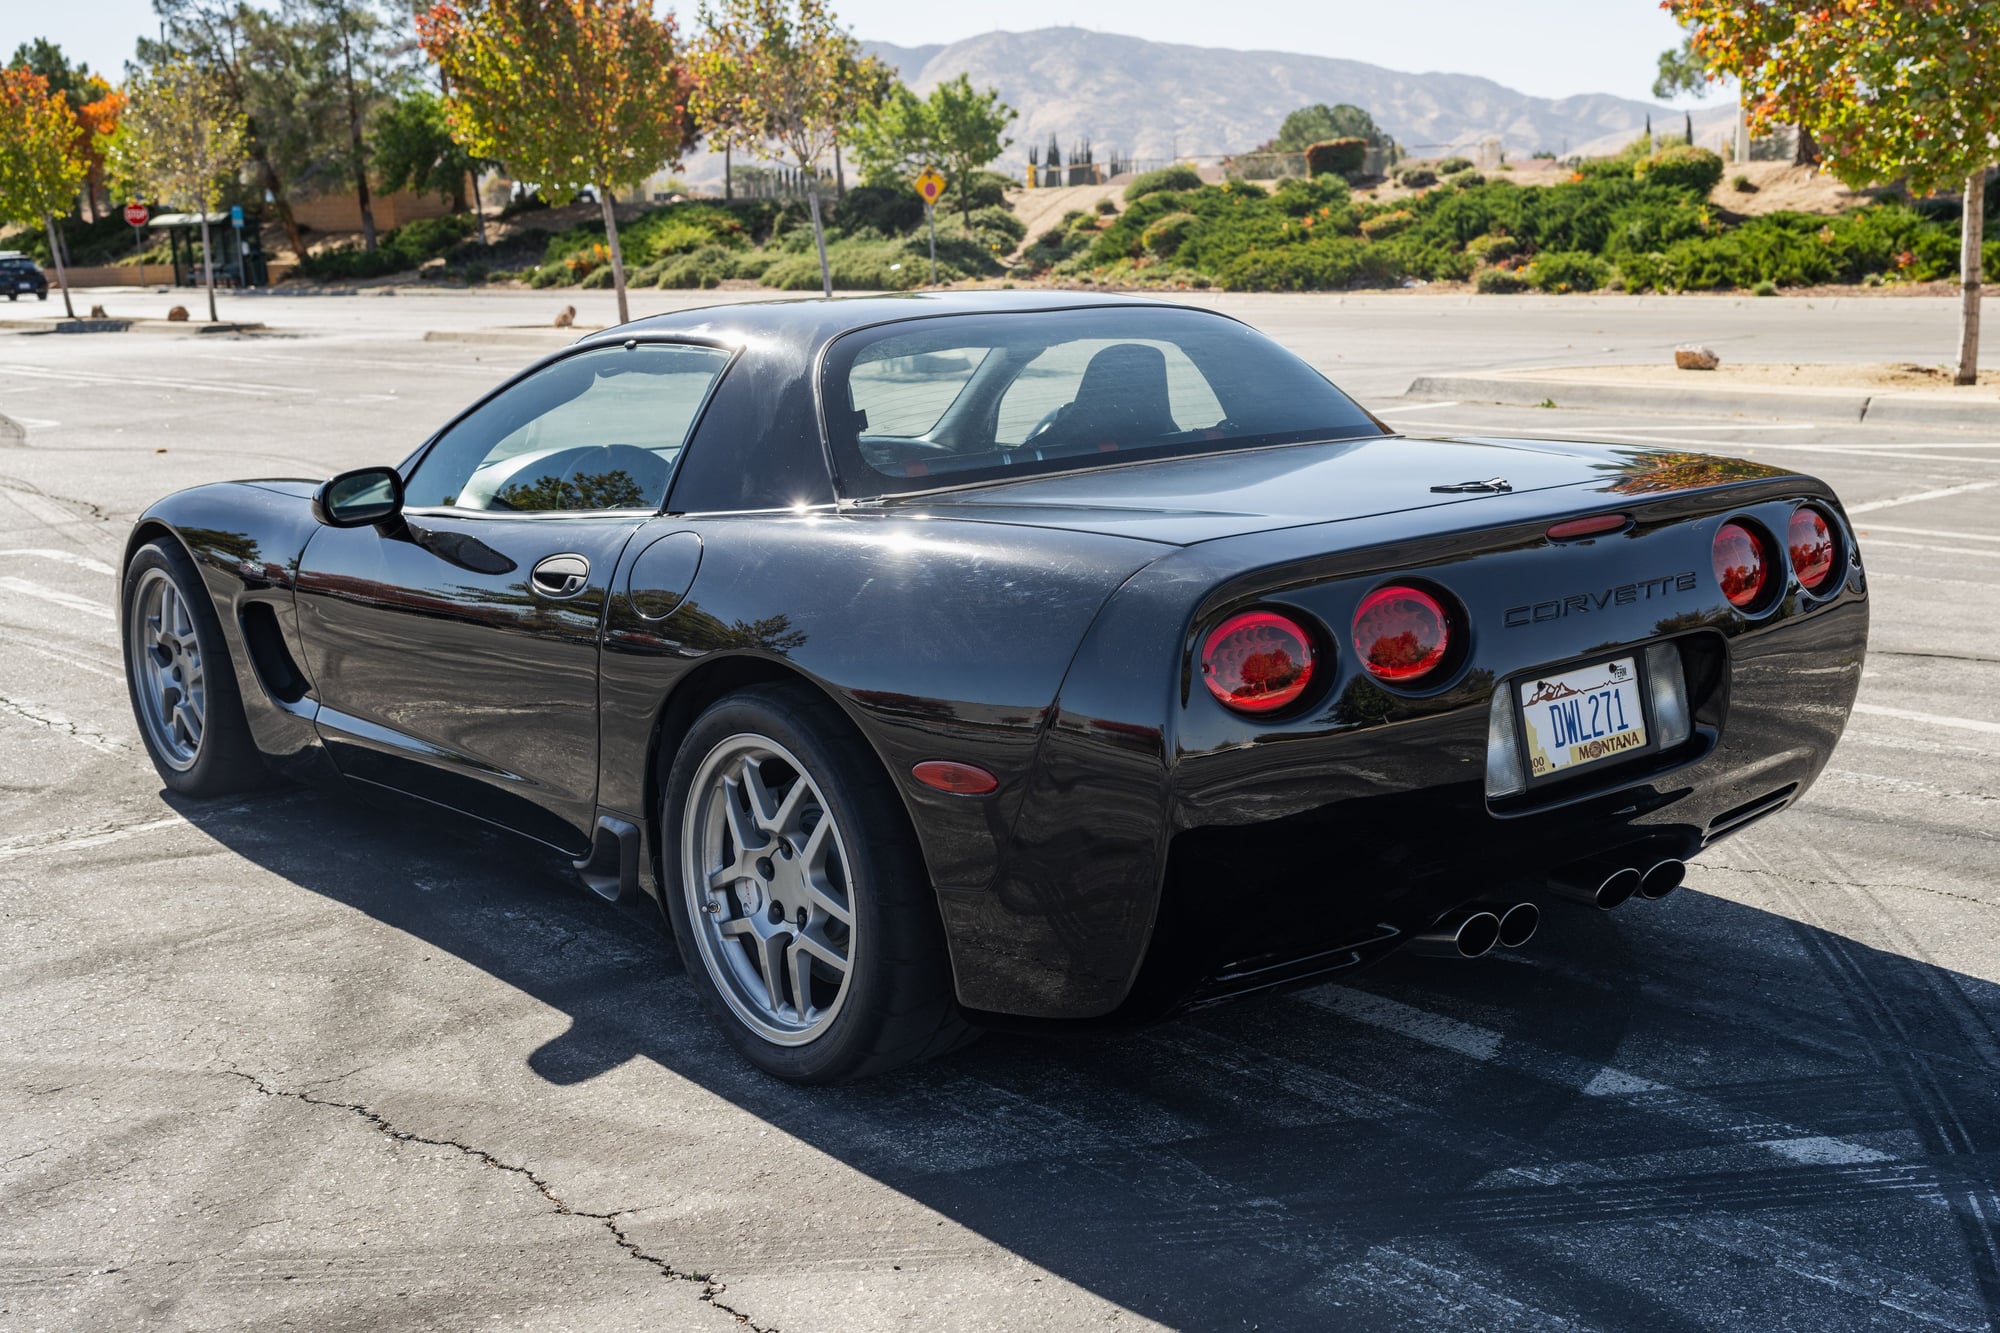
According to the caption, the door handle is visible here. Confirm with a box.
[530,553,591,599]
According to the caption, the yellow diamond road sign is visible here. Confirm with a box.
[914,167,946,206]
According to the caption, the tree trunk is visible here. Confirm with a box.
[834,142,845,198]
[724,143,732,203]
[254,154,308,260]
[599,188,630,326]
[199,214,218,324]
[43,215,75,319]
[1793,124,1819,168]
[1958,168,1987,387]
[806,180,831,298]
[471,168,488,247]
[340,17,377,252]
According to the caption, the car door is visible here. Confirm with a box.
[292,340,735,852]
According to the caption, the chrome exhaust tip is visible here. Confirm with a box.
[1409,909,1502,959]
[1637,858,1686,900]
[1550,862,1642,911]
[1495,901,1540,949]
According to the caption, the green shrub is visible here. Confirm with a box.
[297,212,477,279]
[1094,197,1118,215]
[1141,211,1199,258]
[1305,137,1369,179]
[579,266,615,289]
[1475,266,1530,293]
[1358,209,1416,240]
[1752,279,1778,296]
[1732,174,1758,194]
[1465,232,1519,263]
[1437,156,1475,175]
[1395,166,1437,189]
[1214,236,1395,291]
[1446,170,1486,189]
[1124,164,1203,202]
[654,244,738,288]
[1527,251,1609,292]
[837,183,925,236]
[1634,145,1725,196]
[960,170,1015,211]
[962,204,1027,248]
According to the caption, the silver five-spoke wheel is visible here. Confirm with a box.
[128,565,207,771]
[682,734,857,1046]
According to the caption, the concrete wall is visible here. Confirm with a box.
[57,262,299,289]
[290,184,472,234]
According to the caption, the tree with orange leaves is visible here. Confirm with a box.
[418,0,695,324]
[1665,0,1998,384]
[0,68,88,318]
[74,87,126,222]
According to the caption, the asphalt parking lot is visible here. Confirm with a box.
[2,289,1996,1331]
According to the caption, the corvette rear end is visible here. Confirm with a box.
[932,439,1867,1022]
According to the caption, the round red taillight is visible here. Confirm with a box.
[1201,610,1317,713]
[1788,506,1838,593]
[1712,521,1770,609]
[1352,585,1450,683]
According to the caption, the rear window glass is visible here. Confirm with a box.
[822,306,1384,497]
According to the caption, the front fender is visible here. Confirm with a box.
[126,480,332,778]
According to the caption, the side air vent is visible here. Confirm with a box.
[239,602,309,703]
[1706,784,1799,841]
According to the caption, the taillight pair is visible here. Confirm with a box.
[1201,587,1452,714]
[1712,506,1840,610]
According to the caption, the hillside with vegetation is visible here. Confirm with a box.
[1023,142,1998,295]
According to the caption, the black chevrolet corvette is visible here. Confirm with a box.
[121,293,1866,1081]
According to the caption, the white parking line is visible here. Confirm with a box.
[1852,704,2000,736]
[1859,523,2000,544]
[1848,480,1999,514]
[0,813,186,861]
[1374,401,1459,415]
[1306,988,1892,1166]
[0,576,113,619]
[1861,539,2000,561]
[0,548,116,575]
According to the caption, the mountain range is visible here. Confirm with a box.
[860,28,1736,172]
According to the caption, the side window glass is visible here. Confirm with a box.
[405,343,733,512]
[995,338,1225,445]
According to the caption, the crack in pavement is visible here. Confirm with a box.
[0,694,129,753]
[218,1067,775,1331]
[1700,863,1997,912]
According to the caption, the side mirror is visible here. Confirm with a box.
[313,466,405,528]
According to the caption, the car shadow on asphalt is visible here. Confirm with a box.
[172,787,2000,1331]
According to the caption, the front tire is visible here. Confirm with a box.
[662,684,972,1083]
[122,538,266,796]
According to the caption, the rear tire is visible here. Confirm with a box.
[121,538,266,796]
[662,684,973,1083]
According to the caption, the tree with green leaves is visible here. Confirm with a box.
[420,0,694,324]
[1652,36,1709,102]
[1667,0,1998,384]
[0,68,88,317]
[850,73,1013,218]
[373,87,485,213]
[1271,103,1397,159]
[299,0,401,252]
[107,58,248,323]
[690,0,865,297]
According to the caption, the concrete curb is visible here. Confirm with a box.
[1405,373,2000,429]
[0,317,267,335]
[423,328,594,346]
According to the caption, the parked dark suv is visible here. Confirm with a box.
[0,253,49,301]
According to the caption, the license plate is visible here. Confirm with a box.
[1517,656,1648,780]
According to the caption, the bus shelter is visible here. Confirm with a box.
[148,213,270,288]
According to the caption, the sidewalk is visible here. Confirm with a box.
[1405,363,2000,429]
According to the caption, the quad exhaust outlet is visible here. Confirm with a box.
[1410,900,1539,959]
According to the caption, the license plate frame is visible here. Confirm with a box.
[1512,652,1658,786]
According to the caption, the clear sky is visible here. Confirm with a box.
[18,0,1707,107]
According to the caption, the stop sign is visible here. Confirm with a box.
[124,203,150,227]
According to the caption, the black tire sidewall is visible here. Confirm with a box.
[661,684,949,1083]
[121,538,264,796]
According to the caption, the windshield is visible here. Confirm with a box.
[821,306,1385,497]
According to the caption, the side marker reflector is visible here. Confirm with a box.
[913,760,999,796]
[1547,513,1630,541]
